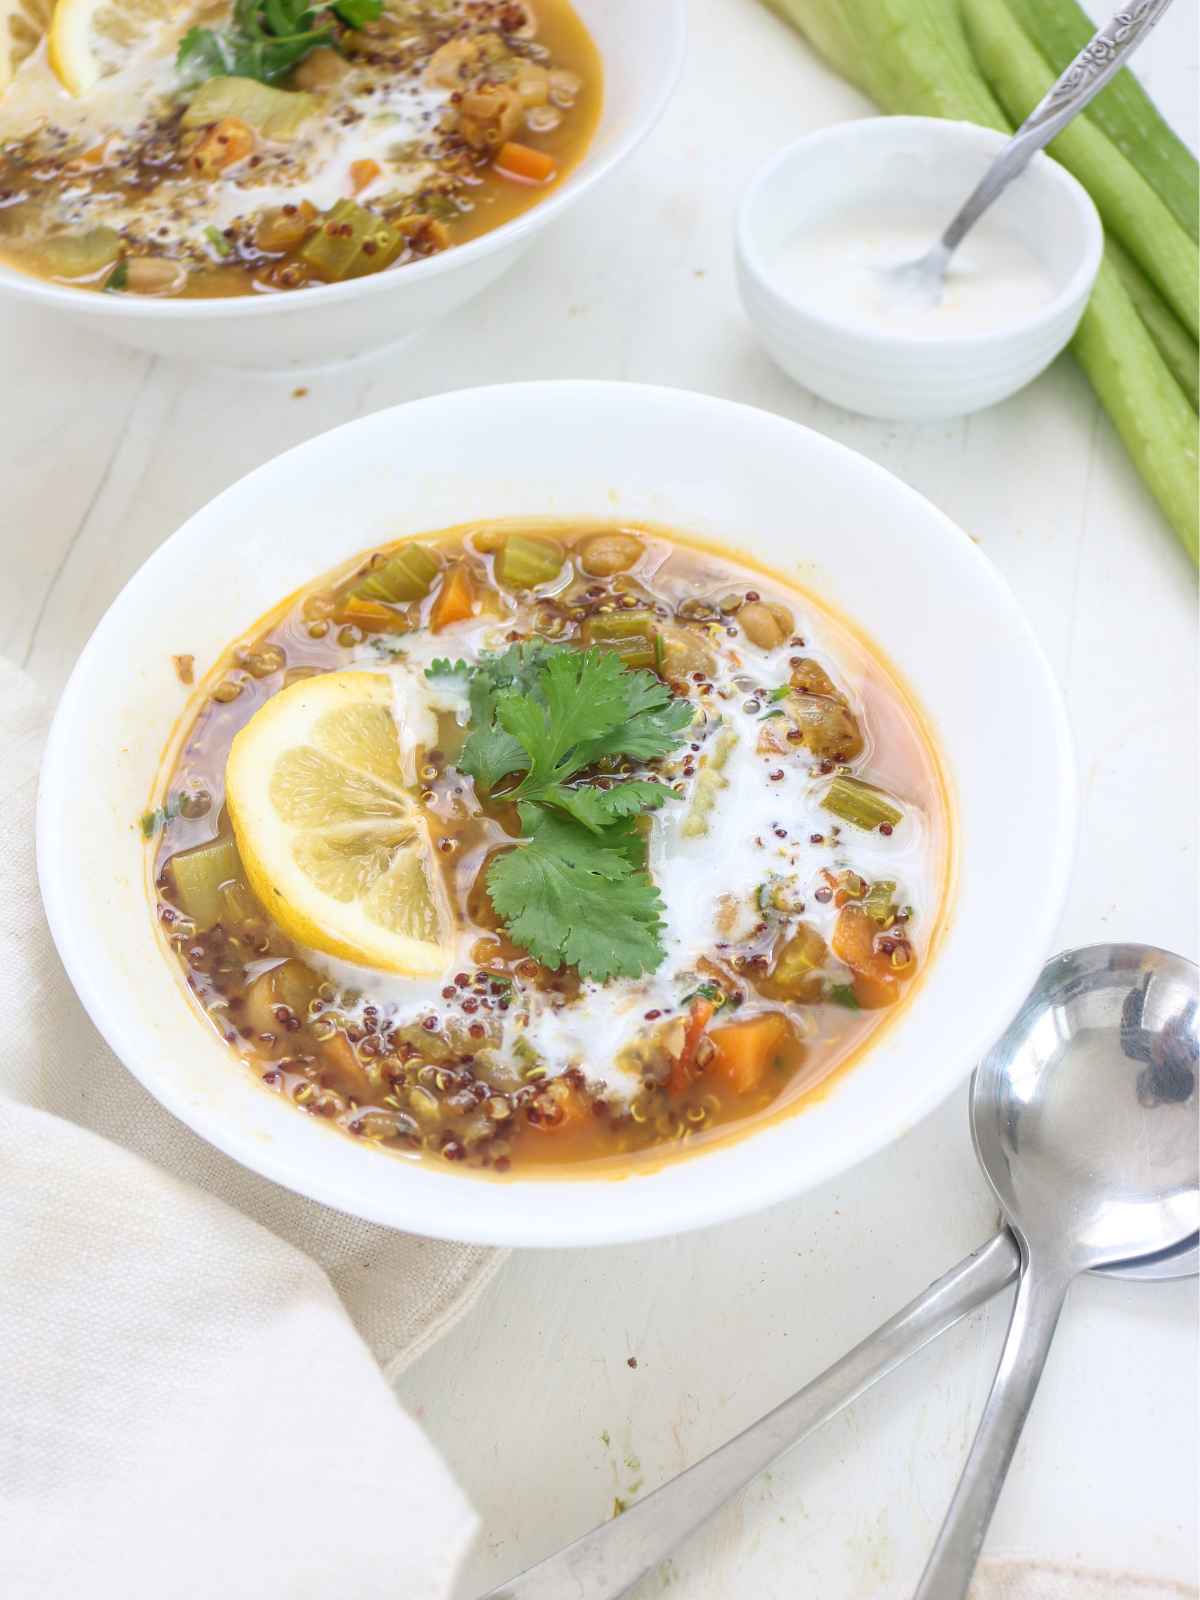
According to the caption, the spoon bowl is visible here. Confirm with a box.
[972,943,1199,1269]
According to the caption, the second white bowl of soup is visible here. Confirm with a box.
[0,0,684,368]
[38,381,1075,1245]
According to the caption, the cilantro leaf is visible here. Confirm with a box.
[546,778,668,835]
[435,644,692,979]
[332,0,382,25]
[177,0,346,87]
[487,807,667,980]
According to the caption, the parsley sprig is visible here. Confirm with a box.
[428,645,694,980]
[178,0,382,88]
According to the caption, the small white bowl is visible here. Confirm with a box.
[38,382,1076,1247]
[736,117,1103,421]
[0,0,684,371]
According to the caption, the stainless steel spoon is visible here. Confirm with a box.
[477,945,1198,1600]
[913,944,1198,1597]
[886,0,1176,305]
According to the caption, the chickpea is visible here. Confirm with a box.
[576,530,644,577]
[121,255,187,296]
[739,601,793,650]
[290,46,350,90]
[470,526,509,554]
[255,204,315,255]
[790,657,838,698]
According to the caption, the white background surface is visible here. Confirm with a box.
[2,1,1196,1596]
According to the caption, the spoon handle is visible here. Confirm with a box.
[940,0,1175,259]
[476,1232,1019,1600]
[912,1254,1073,1599]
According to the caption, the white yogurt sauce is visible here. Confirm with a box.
[305,591,939,1103]
[776,205,1058,338]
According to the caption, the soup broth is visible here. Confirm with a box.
[150,521,949,1176]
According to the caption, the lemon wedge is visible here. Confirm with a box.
[0,0,51,90]
[48,0,179,96]
[226,671,453,978]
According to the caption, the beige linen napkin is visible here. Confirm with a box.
[0,657,505,1597]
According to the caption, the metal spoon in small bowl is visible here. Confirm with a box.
[477,944,1198,1600]
[886,0,1176,306]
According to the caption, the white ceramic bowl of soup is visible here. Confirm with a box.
[736,118,1104,420]
[38,381,1076,1246]
[0,0,684,371]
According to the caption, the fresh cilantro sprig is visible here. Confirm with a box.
[178,0,382,88]
[427,645,694,980]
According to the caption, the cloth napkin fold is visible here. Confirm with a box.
[0,656,505,1598]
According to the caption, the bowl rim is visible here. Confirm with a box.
[36,381,1077,1245]
[736,115,1104,351]
[0,0,686,324]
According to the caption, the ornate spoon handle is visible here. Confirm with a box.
[940,0,1175,258]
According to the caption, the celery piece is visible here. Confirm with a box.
[581,610,659,669]
[167,834,243,932]
[1004,0,1197,245]
[762,0,1007,130]
[300,200,410,284]
[344,216,407,279]
[42,228,122,279]
[352,543,439,603]
[494,535,564,589]
[821,776,903,832]
[761,923,828,1000]
[181,77,319,139]
[300,199,374,282]
[1106,236,1198,413]
[1073,251,1199,565]
[963,0,1198,340]
[863,880,898,925]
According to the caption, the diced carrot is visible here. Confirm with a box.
[667,998,715,1096]
[708,1012,795,1095]
[332,596,409,633]
[349,158,382,195]
[832,905,916,986]
[851,971,901,1010]
[190,117,255,178]
[430,563,476,632]
[494,140,557,184]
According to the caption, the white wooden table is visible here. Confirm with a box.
[3,2,1196,1595]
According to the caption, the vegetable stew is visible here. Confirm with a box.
[0,1,600,298]
[149,521,949,1176]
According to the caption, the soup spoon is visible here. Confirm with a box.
[477,944,1198,1600]
[912,941,1198,1597]
[886,0,1175,305]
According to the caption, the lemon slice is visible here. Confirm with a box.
[48,0,180,95]
[0,0,51,90]
[226,671,453,978]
